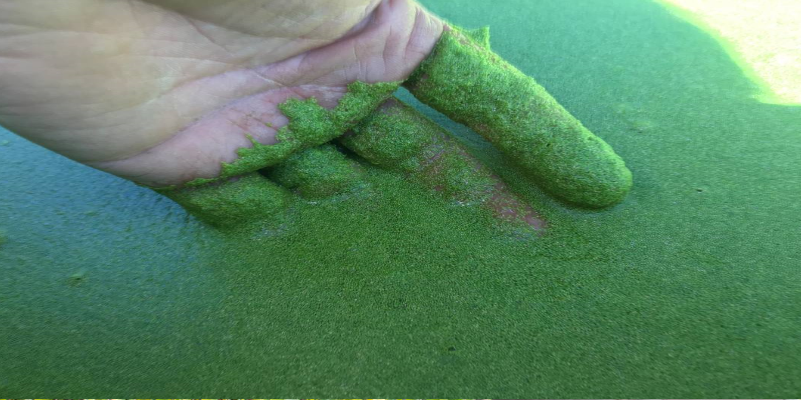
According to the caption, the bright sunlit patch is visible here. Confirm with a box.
[658,0,801,105]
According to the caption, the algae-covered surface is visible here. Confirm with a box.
[1,0,800,396]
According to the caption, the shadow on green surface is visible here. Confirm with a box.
[1,0,800,396]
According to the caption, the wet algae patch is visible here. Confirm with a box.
[2,0,801,397]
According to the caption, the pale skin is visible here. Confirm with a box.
[0,0,443,187]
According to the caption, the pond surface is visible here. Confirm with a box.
[1,0,800,396]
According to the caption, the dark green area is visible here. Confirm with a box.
[1,0,800,397]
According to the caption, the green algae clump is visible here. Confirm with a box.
[154,80,399,228]
[183,80,400,188]
[405,26,633,208]
[268,144,365,200]
[159,174,289,229]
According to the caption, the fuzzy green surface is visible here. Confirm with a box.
[343,97,498,204]
[1,0,801,397]
[406,26,632,208]
[159,173,289,230]
[268,144,364,200]
[343,99,435,169]
[180,80,399,188]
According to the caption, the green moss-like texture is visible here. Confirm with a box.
[157,81,396,223]
[405,26,633,208]
[3,0,801,397]
[160,173,289,229]
[183,80,399,188]
[344,98,495,202]
[343,97,546,230]
[268,144,365,200]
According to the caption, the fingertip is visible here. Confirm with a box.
[405,24,634,210]
[157,173,290,230]
[267,144,366,200]
[535,144,633,209]
[577,164,634,209]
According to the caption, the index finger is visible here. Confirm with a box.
[404,25,632,208]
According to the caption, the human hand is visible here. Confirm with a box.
[0,0,632,231]
[0,0,442,186]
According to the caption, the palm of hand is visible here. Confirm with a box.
[0,0,442,186]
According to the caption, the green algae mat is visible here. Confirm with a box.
[1,0,800,396]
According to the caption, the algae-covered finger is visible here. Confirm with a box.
[266,144,365,200]
[181,80,400,188]
[156,173,290,229]
[404,26,632,208]
[341,97,546,231]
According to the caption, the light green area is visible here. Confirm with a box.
[1,0,800,397]
[657,0,801,105]
[655,1,779,105]
[405,26,632,208]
